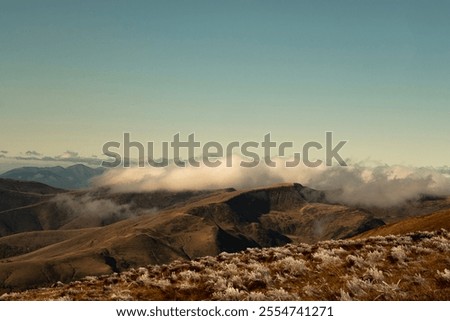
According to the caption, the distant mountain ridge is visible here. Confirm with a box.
[0,164,105,189]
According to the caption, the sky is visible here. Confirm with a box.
[0,0,449,170]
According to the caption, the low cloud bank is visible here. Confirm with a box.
[91,157,450,207]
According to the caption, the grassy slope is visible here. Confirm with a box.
[2,230,449,301]
[356,209,450,238]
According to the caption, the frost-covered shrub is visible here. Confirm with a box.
[437,269,450,282]
[246,291,266,301]
[346,277,369,298]
[271,257,308,276]
[346,254,366,268]
[302,283,321,297]
[376,280,403,299]
[366,250,385,264]
[390,246,407,263]
[178,270,201,282]
[190,260,205,270]
[149,278,171,289]
[363,267,384,282]
[412,273,425,285]
[339,289,352,301]
[265,288,299,300]
[272,247,292,260]
[410,245,433,255]
[110,289,133,300]
[212,287,246,300]
[312,248,342,268]
[432,237,450,252]
[83,276,98,283]
[205,275,228,293]
[136,270,151,285]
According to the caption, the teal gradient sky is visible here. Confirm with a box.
[1,0,449,166]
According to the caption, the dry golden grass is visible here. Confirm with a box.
[2,229,449,301]
[356,209,450,237]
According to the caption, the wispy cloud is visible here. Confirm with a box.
[57,151,79,159]
[52,193,135,221]
[25,150,42,157]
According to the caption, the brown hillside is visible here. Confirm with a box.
[0,183,381,293]
[355,208,450,238]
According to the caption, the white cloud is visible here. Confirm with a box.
[92,157,450,207]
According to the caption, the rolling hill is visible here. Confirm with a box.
[0,178,449,297]
[0,180,384,293]
[2,229,449,300]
